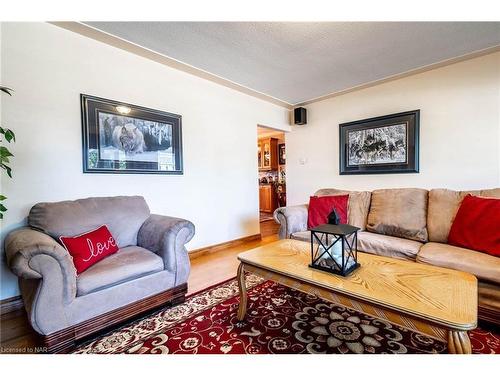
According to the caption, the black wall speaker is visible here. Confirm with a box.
[294,107,307,125]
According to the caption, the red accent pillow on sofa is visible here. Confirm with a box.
[307,195,349,229]
[448,194,500,257]
[60,225,119,274]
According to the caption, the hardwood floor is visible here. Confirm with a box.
[259,217,280,237]
[189,233,278,295]
[0,226,279,353]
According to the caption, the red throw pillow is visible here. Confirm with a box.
[307,195,349,229]
[60,225,119,274]
[448,194,500,257]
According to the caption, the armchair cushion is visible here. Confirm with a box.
[28,196,150,248]
[77,246,164,296]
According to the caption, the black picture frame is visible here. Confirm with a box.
[81,94,183,174]
[278,143,286,165]
[339,110,420,175]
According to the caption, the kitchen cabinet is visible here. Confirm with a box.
[259,184,278,213]
[258,138,278,171]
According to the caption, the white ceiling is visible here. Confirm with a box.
[85,22,500,105]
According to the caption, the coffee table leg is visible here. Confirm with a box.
[237,263,247,321]
[448,330,472,354]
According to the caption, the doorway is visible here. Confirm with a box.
[257,125,286,236]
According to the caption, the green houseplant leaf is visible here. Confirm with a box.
[1,164,12,178]
[0,146,14,158]
[4,129,15,142]
[0,85,15,220]
[0,86,13,96]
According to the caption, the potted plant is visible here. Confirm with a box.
[0,86,15,219]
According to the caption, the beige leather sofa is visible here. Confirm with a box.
[274,187,500,325]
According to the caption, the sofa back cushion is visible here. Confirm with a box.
[366,188,429,242]
[315,188,371,230]
[427,188,500,243]
[29,196,150,248]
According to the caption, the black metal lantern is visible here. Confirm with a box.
[309,223,360,276]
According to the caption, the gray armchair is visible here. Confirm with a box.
[5,196,194,353]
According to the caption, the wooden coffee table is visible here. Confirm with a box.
[236,239,477,354]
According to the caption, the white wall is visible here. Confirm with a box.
[286,52,500,205]
[0,22,290,299]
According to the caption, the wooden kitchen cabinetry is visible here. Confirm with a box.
[259,184,278,213]
[258,138,279,171]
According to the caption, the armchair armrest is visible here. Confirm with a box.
[137,214,195,285]
[273,204,309,239]
[4,227,77,306]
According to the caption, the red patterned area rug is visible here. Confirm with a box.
[74,275,499,354]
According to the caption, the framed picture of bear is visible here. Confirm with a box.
[339,110,419,175]
[81,94,183,174]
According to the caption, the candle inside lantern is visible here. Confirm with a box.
[315,237,355,271]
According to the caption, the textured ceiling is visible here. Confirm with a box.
[85,22,500,104]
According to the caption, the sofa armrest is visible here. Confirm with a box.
[4,227,77,305]
[137,214,195,285]
[273,204,308,239]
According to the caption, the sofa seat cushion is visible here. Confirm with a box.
[290,231,312,242]
[416,242,500,284]
[478,281,500,311]
[357,231,422,260]
[290,231,330,244]
[290,231,421,260]
[77,246,164,296]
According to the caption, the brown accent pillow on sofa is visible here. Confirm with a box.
[367,188,429,242]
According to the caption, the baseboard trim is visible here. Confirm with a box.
[189,234,262,260]
[0,295,24,316]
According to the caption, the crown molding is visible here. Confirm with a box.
[294,44,500,107]
[49,21,293,110]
